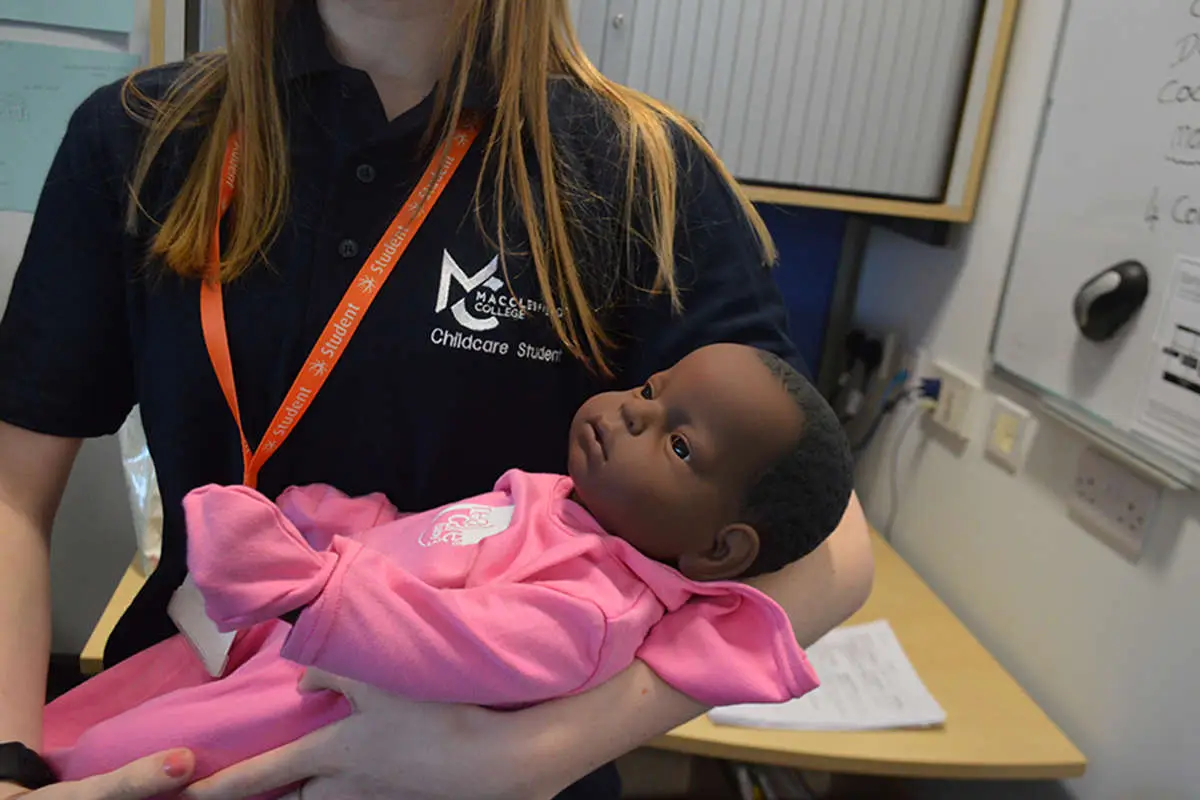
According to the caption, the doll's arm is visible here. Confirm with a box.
[275,484,405,550]
[281,537,611,704]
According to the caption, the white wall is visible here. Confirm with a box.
[47,442,138,654]
[855,2,1200,798]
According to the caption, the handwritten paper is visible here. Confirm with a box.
[708,620,946,732]
[0,41,138,212]
[0,0,136,34]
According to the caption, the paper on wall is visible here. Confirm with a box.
[0,0,136,34]
[1133,255,1200,465]
[0,41,139,213]
[708,620,945,732]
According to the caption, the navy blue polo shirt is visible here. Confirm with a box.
[0,2,801,793]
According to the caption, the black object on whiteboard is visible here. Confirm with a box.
[1072,260,1150,342]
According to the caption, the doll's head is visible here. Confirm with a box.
[568,343,853,581]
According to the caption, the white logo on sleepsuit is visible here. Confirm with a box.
[436,251,504,331]
[418,504,516,546]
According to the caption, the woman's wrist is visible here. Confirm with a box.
[501,661,705,798]
[453,705,551,799]
[0,780,30,799]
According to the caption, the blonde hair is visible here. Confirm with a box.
[124,0,776,375]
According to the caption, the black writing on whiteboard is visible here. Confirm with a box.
[1170,194,1200,227]
[1172,32,1200,67]
[1167,125,1200,166]
[1133,193,1200,232]
[1159,80,1200,104]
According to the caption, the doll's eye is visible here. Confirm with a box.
[670,434,691,461]
[640,383,653,399]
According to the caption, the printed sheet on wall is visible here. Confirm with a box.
[0,0,136,33]
[0,40,138,212]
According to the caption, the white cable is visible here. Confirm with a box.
[884,400,935,541]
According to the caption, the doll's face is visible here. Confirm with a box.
[567,344,801,581]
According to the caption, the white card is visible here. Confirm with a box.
[168,574,236,677]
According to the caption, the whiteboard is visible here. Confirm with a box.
[992,0,1200,485]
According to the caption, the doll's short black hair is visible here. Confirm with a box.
[738,350,855,577]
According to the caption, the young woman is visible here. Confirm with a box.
[0,1,873,798]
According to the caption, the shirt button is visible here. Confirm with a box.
[338,238,359,259]
[356,163,376,184]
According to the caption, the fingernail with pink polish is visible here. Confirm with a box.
[163,749,194,779]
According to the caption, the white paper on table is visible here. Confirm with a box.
[708,620,945,732]
[1133,255,1200,466]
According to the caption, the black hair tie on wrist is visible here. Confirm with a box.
[0,742,59,790]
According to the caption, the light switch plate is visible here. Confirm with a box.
[985,396,1037,472]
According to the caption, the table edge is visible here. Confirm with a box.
[649,733,1087,780]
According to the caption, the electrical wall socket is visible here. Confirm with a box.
[929,360,980,440]
[1068,447,1161,560]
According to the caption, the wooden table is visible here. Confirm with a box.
[651,531,1086,780]
[83,531,1085,780]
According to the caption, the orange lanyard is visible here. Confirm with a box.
[200,118,480,488]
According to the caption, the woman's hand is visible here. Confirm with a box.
[183,669,549,800]
[0,749,194,800]
[185,660,701,800]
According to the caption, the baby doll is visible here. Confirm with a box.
[43,343,854,795]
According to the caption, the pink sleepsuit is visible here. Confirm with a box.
[44,470,817,791]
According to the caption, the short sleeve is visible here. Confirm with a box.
[617,130,804,382]
[0,83,136,437]
[636,585,819,706]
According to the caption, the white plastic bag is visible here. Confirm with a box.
[117,406,162,576]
